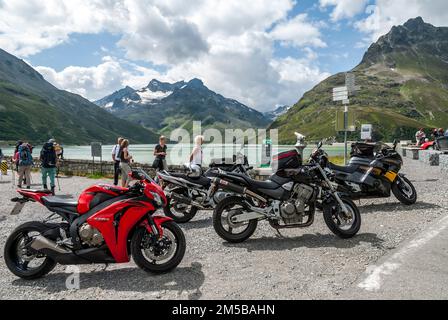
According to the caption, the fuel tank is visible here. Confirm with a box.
[77,185,129,215]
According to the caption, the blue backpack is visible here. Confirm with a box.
[18,145,33,166]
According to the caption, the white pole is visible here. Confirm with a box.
[344,104,348,165]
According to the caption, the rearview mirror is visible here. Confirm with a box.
[317,141,323,149]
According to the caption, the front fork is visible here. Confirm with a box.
[316,165,349,214]
[140,215,173,239]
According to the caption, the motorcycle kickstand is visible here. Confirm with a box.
[275,229,285,238]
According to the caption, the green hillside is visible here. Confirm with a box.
[0,49,158,145]
[271,17,448,144]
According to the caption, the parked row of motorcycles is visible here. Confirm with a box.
[4,140,417,280]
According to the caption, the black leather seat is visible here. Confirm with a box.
[226,172,280,190]
[42,196,78,208]
[328,163,359,174]
[169,173,211,187]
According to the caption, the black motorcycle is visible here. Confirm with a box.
[310,141,417,205]
[157,152,252,223]
[210,149,361,243]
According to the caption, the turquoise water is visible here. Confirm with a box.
[0,144,346,166]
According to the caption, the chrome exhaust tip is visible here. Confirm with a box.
[30,235,70,254]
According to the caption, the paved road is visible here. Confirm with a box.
[344,214,448,300]
[0,158,447,300]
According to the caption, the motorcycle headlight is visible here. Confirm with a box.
[150,192,163,207]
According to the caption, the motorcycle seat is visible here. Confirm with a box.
[226,172,280,190]
[42,196,78,208]
[169,172,211,187]
[328,163,359,174]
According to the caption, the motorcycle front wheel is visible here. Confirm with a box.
[392,176,417,205]
[213,197,258,243]
[163,188,198,223]
[131,221,186,274]
[323,198,361,239]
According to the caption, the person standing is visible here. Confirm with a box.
[17,142,33,189]
[415,128,426,146]
[40,139,58,195]
[112,137,124,186]
[187,135,204,177]
[119,139,133,188]
[153,136,168,171]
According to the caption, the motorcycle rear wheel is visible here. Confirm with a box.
[4,222,57,280]
[131,221,186,274]
[323,198,361,239]
[392,176,417,205]
[213,197,258,243]
[163,190,198,223]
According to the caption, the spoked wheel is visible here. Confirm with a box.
[131,221,186,274]
[4,222,56,280]
[323,198,361,239]
[213,197,258,243]
[392,176,417,205]
[163,189,198,223]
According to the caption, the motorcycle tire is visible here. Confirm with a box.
[213,197,258,243]
[163,191,198,224]
[392,176,417,205]
[323,198,361,239]
[4,222,57,280]
[131,221,186,274]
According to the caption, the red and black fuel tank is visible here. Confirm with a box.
[77,185,129,215]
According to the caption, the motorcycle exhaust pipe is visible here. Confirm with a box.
[170,192,206,209]
[212,178,267,203]
[30,235,70,254]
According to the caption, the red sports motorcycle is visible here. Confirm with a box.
[4,169,186,280]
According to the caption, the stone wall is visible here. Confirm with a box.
[419,150,441,166]
[440,155,448,174]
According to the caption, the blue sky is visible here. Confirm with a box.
[1,0,447,111]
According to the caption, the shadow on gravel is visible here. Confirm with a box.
[359,202,440,214]
[12,262,205,299]
[224,232,385,252]
[182,216,212,230]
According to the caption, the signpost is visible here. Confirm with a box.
[91,142,103,175]
[361,124,373,141]
[333,73,360,164]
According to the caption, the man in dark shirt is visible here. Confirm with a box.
[153,136,168,171]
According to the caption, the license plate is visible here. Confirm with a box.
[10,202,26,215]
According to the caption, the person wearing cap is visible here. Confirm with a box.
[40,138,58,194]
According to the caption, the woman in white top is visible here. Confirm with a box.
[190,135,204,166]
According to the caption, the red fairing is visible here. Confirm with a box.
[17,189,52,204]
[78,184,128,214]
[420,141,435,150]
[87,199,155,263]
[143,180,168,206]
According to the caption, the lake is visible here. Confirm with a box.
[0,144,346,166]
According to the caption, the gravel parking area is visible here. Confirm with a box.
[0,159,447,300]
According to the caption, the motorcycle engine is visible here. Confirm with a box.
[280,184,314,225]
[79,223,104,247]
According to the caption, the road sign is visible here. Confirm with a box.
[91,142,102,158]
[345,73,361,94]
[333,86,349,102]
[361,124,373,140]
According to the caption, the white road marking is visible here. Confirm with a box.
[358,214,448,291]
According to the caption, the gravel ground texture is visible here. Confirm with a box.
[0,159,447,300]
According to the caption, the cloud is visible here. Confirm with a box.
[36,56,162,100]
[355,0,448,41]
[2,0,332,111]
[319,0,369,21]
[270,14,327,48]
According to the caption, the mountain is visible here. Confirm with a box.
[0,48,158,145]
[264,105,290,121]
[271,17,448,144]
[95,78,271,134]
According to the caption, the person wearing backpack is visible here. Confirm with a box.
[17,142,33,189]
[40,139,58,195]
